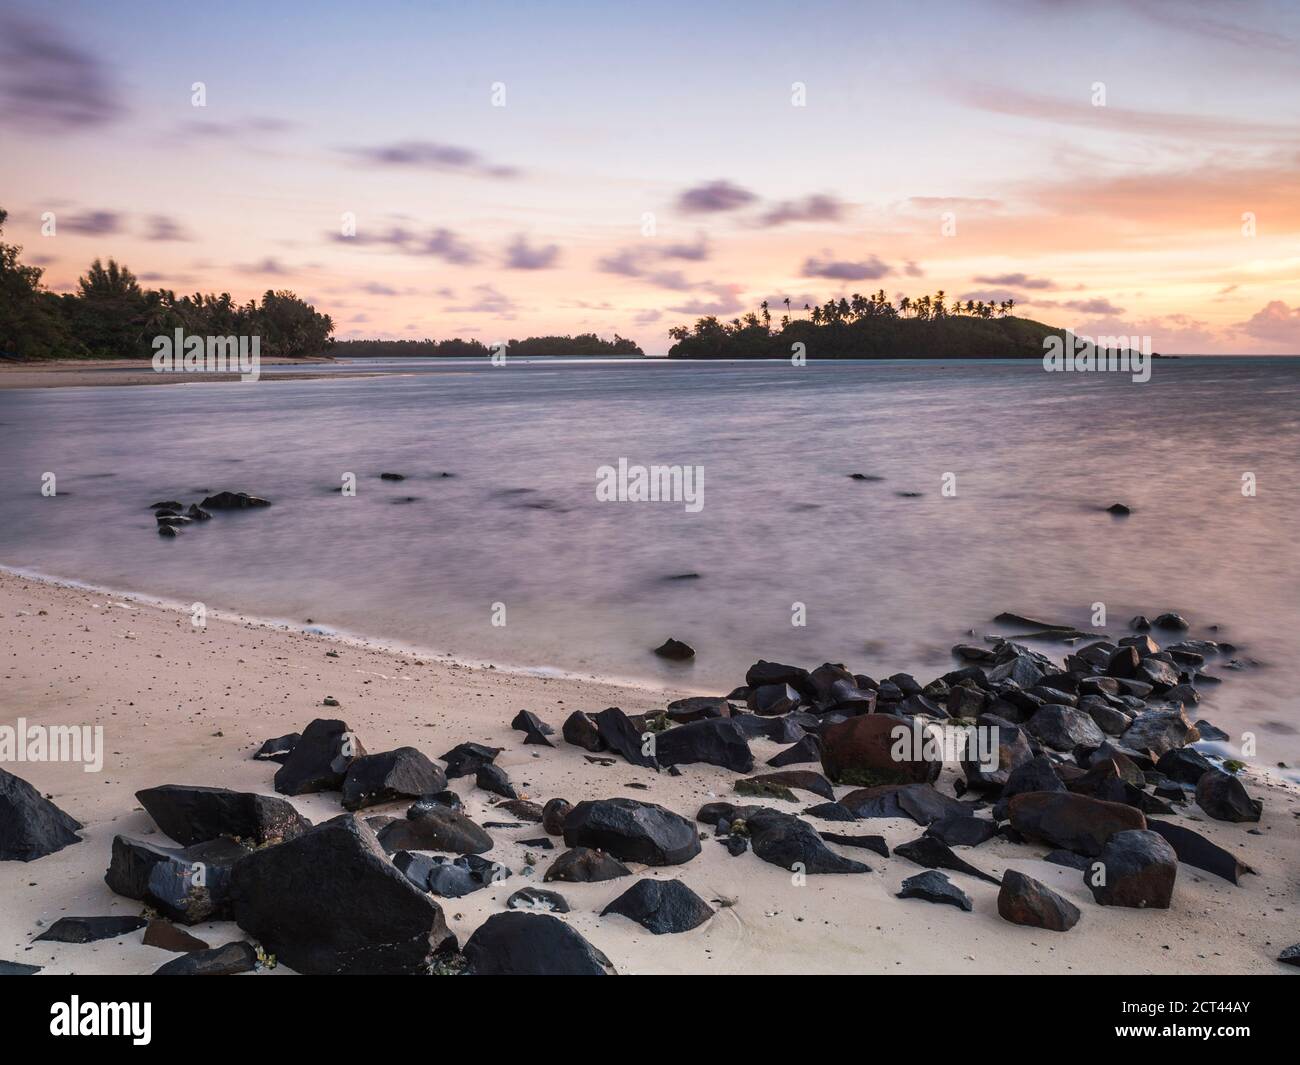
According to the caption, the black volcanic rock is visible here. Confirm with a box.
[593,707,658,768]
[253,733,299,763]
[767,734,822,767]
[507,886,570,913]
[378,807,493,854]
[273,719,365,795]
[153,941,258,976]
[1008,791,1145,856]
[542,798,572,835]
[200,490,271,509]
[997,870,1080,931]
[1154,747,1214,786]
[544,846,631,883]
[105,835,247,924]
[653,638,695,660]
[475,763,517,799]
[340,749,445,811]
[601,878,714,934]
[563,799,700,866]
[895,835,1000,885]
[439,741,501,779]
[820,832,889,857]
[1087,829,1177,908]
[0,767,83,861]
[231,815,456,974]
[896,870,971,911]
[656,718,754,773]
[137,784,311,844]
[1194,769,1262,823]
[746,810,870,874]
[562,711,606,752]
[925,814,998,848]
[1146,818,1255,885]
[34,915,148,944]
[511,710,555,746]
[463,912,614,975]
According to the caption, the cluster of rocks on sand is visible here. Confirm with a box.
[1,609,1295,975]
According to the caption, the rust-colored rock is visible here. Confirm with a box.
[820,715,941,786]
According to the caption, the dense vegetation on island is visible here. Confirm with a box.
[0,208,333,360]
[332,334,643,358]
[667,291,1070,358]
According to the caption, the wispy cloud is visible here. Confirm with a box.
[802,254,891,281]
[974,272,1055,289]
[62,210,122,236]
[344,140,519,178]
[143,215,192,242]
[759,194,844,227]
[0,15,123,132]
[332,225,480,265]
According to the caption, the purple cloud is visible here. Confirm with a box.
[62,210,121,236]
[505,234,560,270]
[974,272,1055,290]
[345,140,519,178]
[144,215,192,242]
[0,16,123,132]
[801,254,891,281]
[333,225,480,265]
[677,180,757,214]
[759,194,843,227]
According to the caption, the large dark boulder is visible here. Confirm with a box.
[745,660,813,699]
[544,846,631,882]
[1087,829,1177,908]
[273,719,365,795]
[1026,705,1104,752]
[0,768,82,861]
[1154,748,1214,785]
[563,799,700,866]
[656,717,754,773]
[601,878,714,934]
[1194,770,1262,823]
[997,870,1080,931]
[136,784,311,845]
[340,748,445,811]
[105,836,247,924]
[1008,792,1145,856]
[463,912,614,975]
[745,810,869,874]
[377,807,493,854]
[961,720,1034,792]
[1121,708,1198,757]
[820,715,941,786]
[230,815,456,974]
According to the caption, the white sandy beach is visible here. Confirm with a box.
[1,567,1296,976]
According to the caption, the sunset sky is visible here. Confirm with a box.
[2,0,1298,354]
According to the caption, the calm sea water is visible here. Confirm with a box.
[2,357,1298,764]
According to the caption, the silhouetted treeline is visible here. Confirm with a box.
[333,333,643,358]
[0,208,333,360]
[667,291,1065,358]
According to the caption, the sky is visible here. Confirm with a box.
[1,0,1298,354]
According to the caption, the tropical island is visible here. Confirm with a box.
[332,335,643,359]
[666,293,1073,358]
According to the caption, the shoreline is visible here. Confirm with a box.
[1,567,1296,975]
[0,357,352,390]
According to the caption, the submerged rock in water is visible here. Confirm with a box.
[653,637,695,661]
[200,490,271,509]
